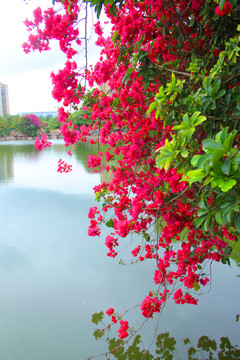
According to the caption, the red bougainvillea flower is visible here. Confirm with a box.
[214,49,221,56]
[106,307,114,316]
[215,1,232,16]
[118,320,129,339]
[34,133,52,151]
[57,159,72,173]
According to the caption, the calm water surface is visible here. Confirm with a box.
[0,140,239,360]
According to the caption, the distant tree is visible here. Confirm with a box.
[41,116,61,133]
[0,115,22,137]
[19,114,45,137]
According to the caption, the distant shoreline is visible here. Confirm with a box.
[0,134,98,142]
[0,135,64,141]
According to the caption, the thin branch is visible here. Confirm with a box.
[84,2,88,89]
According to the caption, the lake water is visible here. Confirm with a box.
[0,140,239,359]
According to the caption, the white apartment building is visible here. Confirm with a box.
[0,83,10,117]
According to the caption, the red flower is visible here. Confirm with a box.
[34,133,52,151]
[215,1,232,16]
[106,307,114,316]
[118,320,129,339]
[214,49,221,56]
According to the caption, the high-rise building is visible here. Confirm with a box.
[0,83,10,117]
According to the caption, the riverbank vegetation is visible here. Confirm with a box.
[0,106,92,138]
[23,0,240,356]
[0,114,53,138]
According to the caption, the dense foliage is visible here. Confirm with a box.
[41,115,61,133]
[0,114,45,137]
[0,115,21,137]
[91,311,240,360]
[24,0,240,346]
[20,114,45,136]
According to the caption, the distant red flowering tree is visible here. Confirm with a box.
[20,113,45,137]
[24,0,240,347]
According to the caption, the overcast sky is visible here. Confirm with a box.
[0,0,102,114]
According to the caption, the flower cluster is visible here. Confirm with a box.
[117,320,129,339]
[173,289,198,305]
[105,235,118,258]
[34,133,52,151]
[24,114,43,128]
[215,1,232,16]
[106,307,117,323]
[57,159,72,173]
[140,295,162,318]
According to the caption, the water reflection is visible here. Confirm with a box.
[0,141,239,360]
[0,145,14,182]
[95,331,240,359]
[0,140,100,194]
[0,241,30,272]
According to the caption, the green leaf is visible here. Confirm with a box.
[186,169,206,184]
[122,68,134,85]
[156,155,174,170]
[202,139,221,153]
[92,311,104,325]
[188,347,197,356]
[95,192,101,202]
[204,215,212,232]
[190,111,201,124]
[222,131,237,152]
[211,176,224,188]
[215,89,226,99]
[231,204,239,212]
[191,155,201,166]
[194,215,207,227]
[161,149,174,156]
[216,127,229,145]
[94,1,104,19]
[106,218,114,227]
[198,208,208,217]
[181,128,195,143]
[224,245,232,256]
[147,101,158,114]
[181,148,188,158]
[197,153,212,170]
[235,213,240,233]
[220,179,237,192]
[67,3,72,14]
[193,115,206,127]
[220,200,233,209]
[93,329,104,340]
[203,175,212,185]
[109,3,117,17]
[155,108,161,119]
[232,155,240,167]
[182,113,190,125]
[193,281,200,291]
[173,122,190,131]
[198,199,206,209]
[210,80,221,98]
[215,211,222,224]
[221,156,231,175]
[190,112,206,127]
[212,149,225,174]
